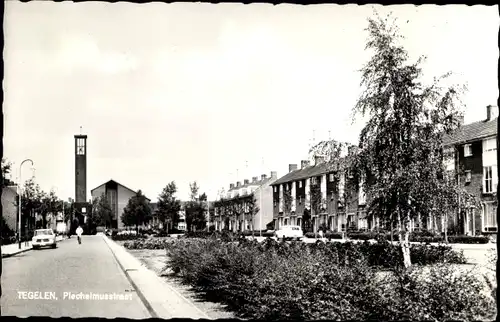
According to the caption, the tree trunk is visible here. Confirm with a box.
[444,212,448,243]
[390,216,394,243]
[399,210,412,269]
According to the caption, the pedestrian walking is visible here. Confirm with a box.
[76,225,83,244]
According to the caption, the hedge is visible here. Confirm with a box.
[240,230,275,237]
[111,234,147,241]
[183,230,275,240]
[163,238,492,320]
[124,239,170,249]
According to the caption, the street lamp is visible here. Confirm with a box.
[18,159,34,249]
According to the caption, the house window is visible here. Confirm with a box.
[339,175,345,200]
[299,181,303,188]
[465,170,471,183]
[329,173,334,182]
[484,137,497,152]
[464,144,472,157]
[274,186,277,193]
[311,177,317,185]
[358,218,368,230]
[484,166,493,193]
[483,203,498,231]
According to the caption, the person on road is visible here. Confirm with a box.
[76,225,83,244]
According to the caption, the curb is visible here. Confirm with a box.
[102,235,210,320]
[2,247,32,258]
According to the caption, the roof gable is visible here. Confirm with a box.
[91,179,151,201]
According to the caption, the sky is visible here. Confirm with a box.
[3,3,499,202]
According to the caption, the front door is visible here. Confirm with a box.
[347,213,356,230]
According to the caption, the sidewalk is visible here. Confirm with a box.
[2,241,33,257]
[2,235,66,258]
[102,235,210,320]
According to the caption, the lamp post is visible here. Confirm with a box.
[18,159,34,249]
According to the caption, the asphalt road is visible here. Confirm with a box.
[1,235,151,318]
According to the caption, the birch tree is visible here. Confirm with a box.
[352,13,466,269]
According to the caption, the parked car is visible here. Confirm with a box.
[32,229,57,249]
[274,225,304,241]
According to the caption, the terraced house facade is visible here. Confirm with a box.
[442,105,498,236]
[271,150,370,233]
[214,172,277,232]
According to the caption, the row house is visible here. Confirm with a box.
[442,105,498,236]
[214,172,278,232]
[271,150,371,233]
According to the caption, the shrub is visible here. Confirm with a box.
[154,231,170,237]
[123,238,170,250]
[241,230,275,237]
[112,234,147,241]
[347,231,380,240]
[447,236,490,244]
[163,238,490,320]
[410,243,467,265]
[325,231,343,240]
[378,264,496,320]
[184,231,214,239]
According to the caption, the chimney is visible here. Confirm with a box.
[301,160,310,169]
[289,164,298,172]
[236,181,241,187]
[261,174,267,180]
[271,171,278,178]
[244,179,249,185]
[486,105,498,121]
[252,176,258,183]
[229,183,235,189]
[314,155,325,165]
[458,114,465,126]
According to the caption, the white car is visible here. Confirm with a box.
[275,225,304,241]
[32,229,57,249]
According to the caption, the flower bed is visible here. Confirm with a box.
[163,238,493,320]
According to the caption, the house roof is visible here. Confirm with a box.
[91,179,151,201]
[227,177,276,192]
[442,117,497,146]
[271,156,356,186]
[271,163,328,186]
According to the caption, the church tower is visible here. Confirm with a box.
[74,132,88,227]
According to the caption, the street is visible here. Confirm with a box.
[1,235,151,318]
